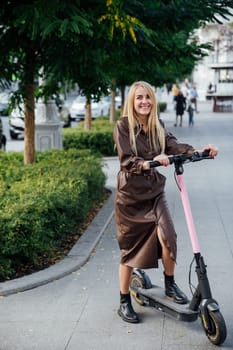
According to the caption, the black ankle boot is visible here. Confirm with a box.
[164,273,189,305]
[118,292,139,323]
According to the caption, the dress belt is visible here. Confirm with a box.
[120,169,154,177]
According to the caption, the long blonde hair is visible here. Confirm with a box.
[122,81,165,155]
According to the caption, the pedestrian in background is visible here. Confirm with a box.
[180,80,189,98]
[174,90,186,127]
[189,84,199,113]
[187,98,195,127]
[171,83,179,101]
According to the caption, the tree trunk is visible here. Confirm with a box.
[110,78,117,123]
[24,84,35,164]
[84,97,92,131]
[120,85,125,112]
[24,51,35,164]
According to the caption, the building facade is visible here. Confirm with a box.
[192,22,233,111]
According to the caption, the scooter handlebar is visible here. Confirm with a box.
[149,150,213,168]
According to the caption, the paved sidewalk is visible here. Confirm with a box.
[0,99,232,349]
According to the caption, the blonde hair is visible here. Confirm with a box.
[122,81,165,155]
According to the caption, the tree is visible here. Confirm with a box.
[68,3,111,131]
[1,0,233,156]
[0,1,103,163]
[101,0,233,118]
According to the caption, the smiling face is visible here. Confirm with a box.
[133,85,152,119]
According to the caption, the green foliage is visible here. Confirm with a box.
[1,1,233,100]
[0,149,106,280]
[103,1,233,88]
[63,106,169,155]
[158,102,167,113]
[63,118,117,156]
[1,1,233,164]
[0,107,10,116]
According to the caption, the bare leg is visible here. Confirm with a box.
[157,229,188,304]
[119,264,133,293]
[157,229,175,275]
[118,264,139,323]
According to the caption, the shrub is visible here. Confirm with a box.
[63,118,117,156]
[0,149,106,280]
[158,102,167,113]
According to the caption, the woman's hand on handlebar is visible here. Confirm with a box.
[153,153,170,167]
[145,145,218,170]
[143,154,170,170]
[196,144,219,158]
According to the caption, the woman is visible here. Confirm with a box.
[174,89,186,127]
[113,81,218,324]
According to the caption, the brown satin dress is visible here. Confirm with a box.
[113,117,194,269]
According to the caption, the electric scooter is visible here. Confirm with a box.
[130,151,227,346]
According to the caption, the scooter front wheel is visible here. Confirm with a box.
[201,310,227,345]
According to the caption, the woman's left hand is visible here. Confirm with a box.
[203,144,218,157]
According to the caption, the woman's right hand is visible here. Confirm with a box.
[142,161,151,170]
[153,153,170,167]
[143,154,170,170]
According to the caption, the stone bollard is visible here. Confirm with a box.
[35,98,63,151]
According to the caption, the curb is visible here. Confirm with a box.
[0,188,115,297]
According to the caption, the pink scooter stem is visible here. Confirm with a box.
[177,174,200,254]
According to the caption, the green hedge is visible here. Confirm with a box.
[0,149,106,280]
[63,107,167,156]
[158,102,167,112]
[63,117,117,156]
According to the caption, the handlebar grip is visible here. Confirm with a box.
[149,160,161,168]
[149,157,174,168]
[192,149,214,161]
[200,150,211,157]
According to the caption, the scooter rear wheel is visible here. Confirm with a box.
[201,310,227,345]
[130,273,146,306]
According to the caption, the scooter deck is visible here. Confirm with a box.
[132,285,198,322]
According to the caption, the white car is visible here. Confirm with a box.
[70,95,110,121]
[0,91,11,114]
[115,95,122,109]
[102,95,122,110]
[9,106,25,139]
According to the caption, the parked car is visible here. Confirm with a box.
[70,95,110,121]
[9,101,71,140]
[9,106,25,139]
[0,91,11,115]
[56,99,72,128]
[115,95,122,109]
[0,117,7,150]
[102,95,122,110]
